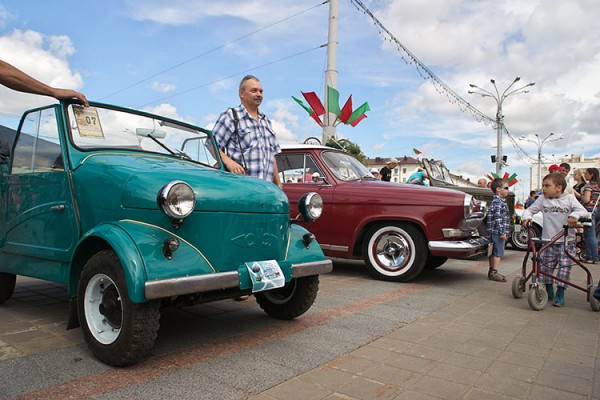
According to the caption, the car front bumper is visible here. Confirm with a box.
[428,236,488,258]
[144,259,333,300]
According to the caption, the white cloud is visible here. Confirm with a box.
[0,29,84,118]
[151,80,176,93]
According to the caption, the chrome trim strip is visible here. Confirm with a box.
[428,236,488,252]
[292,260,333,278]
[145,271,239,300]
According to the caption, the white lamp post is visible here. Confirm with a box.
[469,77,535,174]
[519,132,564,189]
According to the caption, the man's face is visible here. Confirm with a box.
[389,163,397,169]
[559,168,568,177]
[477,179,487,188]
[239,78,263,108]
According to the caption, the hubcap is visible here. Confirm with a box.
[374,232,410,272]
[84,274,122,345]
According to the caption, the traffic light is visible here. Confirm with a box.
[491,155,496,163]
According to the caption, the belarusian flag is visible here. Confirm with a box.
[347,102,370,126]
[301,92,325,116]
[413,148,422,155]
[292,96,323,126]
[327,86,341,117]
[339,95,353,124]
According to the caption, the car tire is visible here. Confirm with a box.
[511,224,541,251]
[255,275,319,320]
[78,250,160,366]
[362,223,427,282]
[0,273,16,304]
[425,256,448,270]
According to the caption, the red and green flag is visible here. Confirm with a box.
[347,101,370,126]
[327,86,341,117]
[292,96,322,126]
[413,148,422,155]
[292,88,369,128]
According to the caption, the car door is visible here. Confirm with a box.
[1,106,79,282]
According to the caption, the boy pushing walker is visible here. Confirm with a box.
[522,173,588,307]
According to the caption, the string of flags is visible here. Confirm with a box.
[487,172,519,187]
[292,86,370,127]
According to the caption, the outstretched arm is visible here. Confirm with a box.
[0,60,88,106]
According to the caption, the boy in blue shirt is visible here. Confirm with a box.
[487,178,510,282]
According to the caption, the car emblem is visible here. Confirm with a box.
[231,232,278,248]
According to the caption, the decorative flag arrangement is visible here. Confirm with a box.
[486,172,518,187]
[413,148,422,156]
[292,86,370,127]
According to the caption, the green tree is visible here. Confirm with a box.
[325,137,366,163]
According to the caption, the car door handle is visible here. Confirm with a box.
[51,205,65,212]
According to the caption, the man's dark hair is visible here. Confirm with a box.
[490,177,507,194]
[543,173,567,193]
[559,162,571,172]
[529,190,536,196]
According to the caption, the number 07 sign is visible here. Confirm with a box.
[73,106,105,138]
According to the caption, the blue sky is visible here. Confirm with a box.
[1,0,599,202]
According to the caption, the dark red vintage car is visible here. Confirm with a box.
[276,145,488,282]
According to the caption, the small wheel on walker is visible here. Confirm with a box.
[511,275,525,299]
[590,295,600,312]
[527,286,548,311]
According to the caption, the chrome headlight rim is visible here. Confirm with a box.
[157,180,196,220]
[298,192,323,222]
[463,194,474,218]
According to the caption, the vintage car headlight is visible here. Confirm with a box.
[298,192,323,222]
[157,181,196,220]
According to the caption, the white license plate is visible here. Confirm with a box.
[245,260,285,293]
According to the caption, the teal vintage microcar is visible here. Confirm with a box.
[0,101,331,366]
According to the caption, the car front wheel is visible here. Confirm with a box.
[511,224,541,251]
[255,275,319,320]
[362,223,427,282]
[0,273,16,304]
[77,250,160,366]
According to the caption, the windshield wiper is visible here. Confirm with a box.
[146,134,192,160]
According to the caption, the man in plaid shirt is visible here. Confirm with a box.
[212,75,281,186]
[487,178,510,282]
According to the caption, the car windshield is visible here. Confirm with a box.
[66,104,220,168]
[321,150,371,182]
[428,160,455,185]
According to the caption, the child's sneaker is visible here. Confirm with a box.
[545,284,554,301]
[488,269,506,282]
[553,287,564,307]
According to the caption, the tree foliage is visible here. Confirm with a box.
[325,137,366,163]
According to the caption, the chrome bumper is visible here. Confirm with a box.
[428,236,488,253]
[145,259,333,300]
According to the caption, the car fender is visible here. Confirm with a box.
[349,214,428,256]
[71,220,216,303]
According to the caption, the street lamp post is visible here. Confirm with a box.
[468,77,535,175]
[519,132,564,189]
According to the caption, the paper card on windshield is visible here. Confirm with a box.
[73,106,104,138]
[245,260,285,293]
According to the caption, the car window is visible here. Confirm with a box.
[321,150,369,182]
[11,107,63,174]
[276,153,322,183]
[66,105,220,168]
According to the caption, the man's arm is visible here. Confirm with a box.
[272,157,281,186]
[0,60,88,106]
[219,149,246,175]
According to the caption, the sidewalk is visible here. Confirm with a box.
[1,250,600,399]
[251,254,600,400]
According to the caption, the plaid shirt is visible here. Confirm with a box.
[212,105,281,181]
[487,194,509,237]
